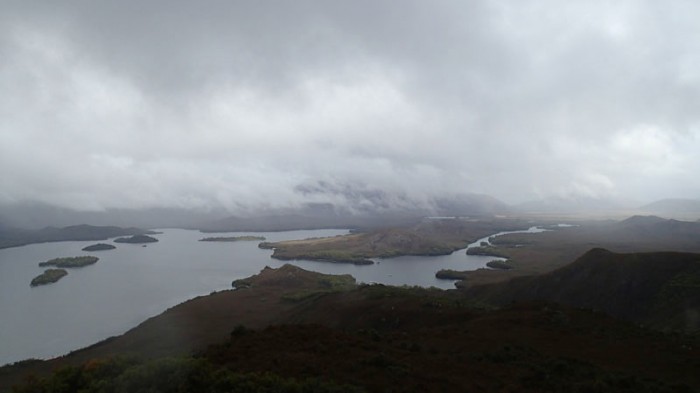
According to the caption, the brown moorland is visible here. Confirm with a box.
[261,217,534,264]
[3,263,700,392]
[455,215,700,287]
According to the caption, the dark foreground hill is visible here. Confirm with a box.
[3,264,699,392]
[465,248,700,332]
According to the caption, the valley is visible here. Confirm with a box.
[2,215,700,392]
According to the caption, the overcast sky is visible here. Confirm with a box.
[1,0,699,212]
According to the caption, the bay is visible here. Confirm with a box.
[0,226,544,365]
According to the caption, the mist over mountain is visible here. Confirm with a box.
[638,198,700,217]
[0,202,226,230]
[2,2,700,214]
[0,182,511,230]
[514,195,637,215]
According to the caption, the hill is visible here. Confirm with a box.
[0,225,155,249]
[456,215,700,288]
[2,264,699,392]
[465,248,700,331]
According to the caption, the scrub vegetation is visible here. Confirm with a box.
[30,269,68,287]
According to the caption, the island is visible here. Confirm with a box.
[435,269,470,280]
[39,256,99,268]
[199,236,266,242]
[30,269,68,286]
[114,234,159,244]
[82,243,116,251]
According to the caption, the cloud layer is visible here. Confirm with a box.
[1,0,699,212]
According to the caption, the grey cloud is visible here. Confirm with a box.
[1,0,699,214]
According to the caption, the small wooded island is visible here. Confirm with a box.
[39,256,99,268]
[199,236,266,242]
[82,243,116,251]
[30,269,68,286]
[114,234,159,244]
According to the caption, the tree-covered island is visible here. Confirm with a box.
[114,234,159,244]
[30,269,68,286]
[82,243,116,251]
[39,256,99,268]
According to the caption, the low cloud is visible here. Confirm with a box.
[1,1,699,214]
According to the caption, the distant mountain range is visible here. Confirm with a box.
[0,203,225,230]
[2,194,699,231]
[0,225,154,249]
[638,198,700,215]
[513,195,636,214]
[199,194,511,232]
[0,192,512,232]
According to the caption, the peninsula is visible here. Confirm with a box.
[30,269,68,286]
[466,245,509,258]
[39,256,99,268]
[257,219,529,265]
[199,236,265,242]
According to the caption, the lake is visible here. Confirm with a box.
[0,226,543,365]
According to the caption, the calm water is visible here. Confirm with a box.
[0,226,544,365]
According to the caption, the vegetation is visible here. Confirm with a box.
[11,356,364,393]
[282,274,357,301]
[486,260,514,270]
[6,263,700,392]
[114,235,158,244]
[39,256,98,268]
[199,235,266,242]
[435,269,470,280]
[81,243,116,251]
[258,219,532,265]
[465,248,700,331]
[30,269,68,286]
[466,245,509,258]
[7,218,700,391]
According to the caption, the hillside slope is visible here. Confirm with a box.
[2,264,700,392]
[466,248,700,331]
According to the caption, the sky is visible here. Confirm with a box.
[1,0,699,213]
